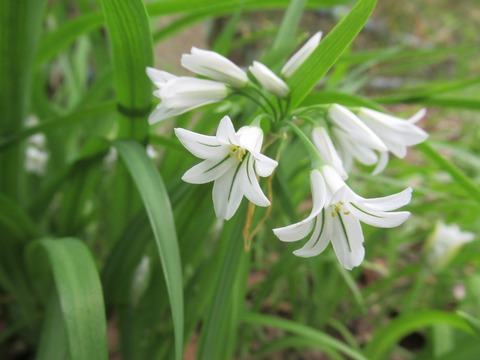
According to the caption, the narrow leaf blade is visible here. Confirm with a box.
[287,0,378,108]
[113,139,184,360]
[26,238,108,360]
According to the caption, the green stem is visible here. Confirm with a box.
[247,83,279,119]
[418,142,480,203]
[286,121,324,168]
[232,88,271,115]
[0,0,44,203]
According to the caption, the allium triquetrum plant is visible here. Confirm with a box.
[1,0,479,359]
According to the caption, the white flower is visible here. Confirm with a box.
[146,145,159,160]
[426,221,475,270]
[146,67,228,124]
[273,165,411,270]
[248,61,290,98]
[281,32,322,78]
[25,146,48,175]
[181,47,248,88]
[328,104,387,172]
[311,127,348,180]
[175,116,278,220]
[24,115,48,175]
[356,107,428,173]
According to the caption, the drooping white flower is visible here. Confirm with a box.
[248,61,290,98]
[273,165,412,270]
[281,32,322,78]
[328,104,387,172]
[311,127,348,180]
[146,145,159,160]
[426,221,475,270]
[181,47,248,88]
[175,116,278,220]
[146,67,229,124]
[24,115,48,175]
[25,146,48,175]
[356,107,428,173]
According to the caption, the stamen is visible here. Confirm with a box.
[331,201,350,217]
[229,145,246,162]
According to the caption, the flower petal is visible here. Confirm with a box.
[312,127,348,180]
[237,125,263,153]
[148,103,185,124]
[181,47,248,88]
[249,61,290,98]
[331,213,365,270]
[358,107,428,146]
[182,154,236,184]
[372,151,389,175]
[272,170,326,242]
[160,77,228,108]
[359,187,412,212]
[216,115,238,145]
[328,104,387,151]
[293,210,333,257]
[213,162,244,220]
[348,204,411,228]
[408,108,427,124]
[349,141,379,166]
[273,219,315,242]
[146,67,176,87]
[239,155,270,207]
[281,32,322,78]
[321,165,346,200]
[174,128,224,159]
[252,151,278,177]
[331,128,354,172]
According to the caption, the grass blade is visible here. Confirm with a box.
[197,205,248,360]
[287,0,377,109]
[113,139,183,360]
[243,311,368,360]
[364,310,476,360]
[26,238,107,360]
[0,0,44,202]
[98,0,153,141]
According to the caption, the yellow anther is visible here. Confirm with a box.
[229,145,246,162]
[331,201,350,217]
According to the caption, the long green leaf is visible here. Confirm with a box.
[243,311,368,360]
[26,238,107,360]
[0,193,40,242]
[0,0,44,202]
[98,0,153,141]
[197,205,248,360]
[287,0,377,108]
[113,139,183,360]
[418,142,480,204]
[364,310,476,360]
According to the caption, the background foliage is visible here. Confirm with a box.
[0,0,479,359]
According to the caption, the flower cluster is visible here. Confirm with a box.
[146,32,322,124]
[147,32,429,269]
